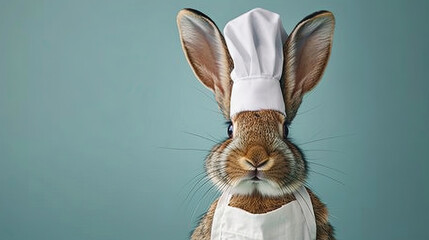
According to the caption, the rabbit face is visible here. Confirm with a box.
[206,110,307,196]
[177,9,334,197]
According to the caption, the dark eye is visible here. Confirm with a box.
[227,123,233,138]
[283,123,289,138]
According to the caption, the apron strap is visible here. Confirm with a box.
[293,186,317,240]
[210,191,232,240]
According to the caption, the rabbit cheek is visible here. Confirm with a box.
[223,144,248,185]
[282,140,308,187]
[266,151,291,181]
[205,139,233,191]
[284,140,307,174]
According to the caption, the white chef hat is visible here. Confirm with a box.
[224,8,287,117]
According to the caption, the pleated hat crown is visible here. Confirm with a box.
[224,8,287,117]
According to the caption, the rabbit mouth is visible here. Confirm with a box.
[248,168,264,181]
[231,177,278,196]
[230,174,305,196]
[247,175,264,183]
[251,176,261,181]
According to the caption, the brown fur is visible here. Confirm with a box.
[221,110,306,195]
[229,192,296,214]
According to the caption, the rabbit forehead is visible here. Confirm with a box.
[232,110,284,144]
[233,110,284,127]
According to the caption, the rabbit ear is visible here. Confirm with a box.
[282,11,335,123]
[177,9,233,119]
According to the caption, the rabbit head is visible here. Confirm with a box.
[177,9,335,196]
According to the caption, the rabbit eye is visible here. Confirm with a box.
[283,123,289,138]
[227,123,233,138]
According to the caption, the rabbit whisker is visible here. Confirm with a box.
[193,86,217,105]
[296,104,321,115]
[189,175,229,226]
[308,169,345,186]
[304,149,342,153]
[307,161,346,175]
[299,133,354,146]
[158,146,225,155]
[183,131,219,144]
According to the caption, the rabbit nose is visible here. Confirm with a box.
[245,159,269,169]
[243,145,270,169]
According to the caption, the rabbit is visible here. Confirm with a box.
[177,8,335,240]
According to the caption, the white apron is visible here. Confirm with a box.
[210,186,316,240]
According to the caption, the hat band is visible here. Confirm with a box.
[230,77,286,117]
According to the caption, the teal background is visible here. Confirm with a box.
[1,0,428,239]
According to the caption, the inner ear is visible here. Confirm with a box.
[293,15,333,93]
[178,11,221,90]
[282,11,335,123]
[177,9,233,119]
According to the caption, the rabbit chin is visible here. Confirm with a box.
[230,179,284,197]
